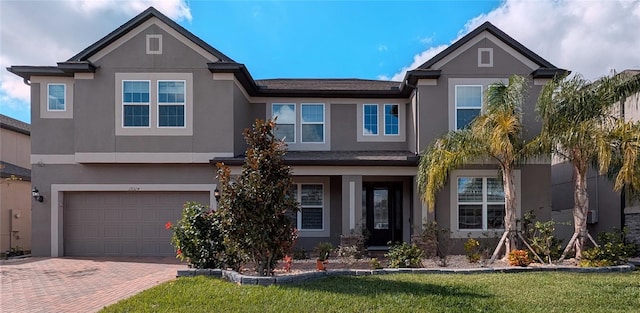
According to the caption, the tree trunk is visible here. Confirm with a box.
[572,161,589,259]
[503,167,518,254]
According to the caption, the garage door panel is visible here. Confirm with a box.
[64,191,209,256]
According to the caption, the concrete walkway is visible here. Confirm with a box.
[0,257,186,313]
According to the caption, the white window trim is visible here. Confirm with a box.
[448,78,507,131]
[383,104,400,136]
[449,169,521,238]
[456,177,504,231]
[363,104,379,136]
[357,102,406,142]
[47,83,66,111]
[301,103,325,144]
[292,176,330,237]
[157,80,187,128]
[267,102,330,151]
[295,183,325,231]
[115,73,193,136]
[122,80,151,128]
[272,103,296,143]
[454,85,483,130]
[33,76,74,119]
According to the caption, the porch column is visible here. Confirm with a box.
[412,175,431,231]
[341,175,362,235]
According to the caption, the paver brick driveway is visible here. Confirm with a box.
[0,257,186,313]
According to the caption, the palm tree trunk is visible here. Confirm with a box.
[573,163,589,259]
[503,167,517,254]
[561,161,589,260]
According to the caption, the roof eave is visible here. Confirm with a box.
[532,68,570,79]
[57,61,98,73]
[209,158,419,167]
[6,66,70,80]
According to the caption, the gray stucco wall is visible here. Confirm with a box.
[330,103,410,151]
[64,24,236,155]
[30,83,75,155]
[551,160,624,243]
[432,164,551,254]
[30,163,216,256]
[416,38,544,149]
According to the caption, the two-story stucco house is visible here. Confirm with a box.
[8,7,566,257]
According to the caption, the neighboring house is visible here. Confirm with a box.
[7,7,566,257]
[551,70,640,246]
[0,114,32,254]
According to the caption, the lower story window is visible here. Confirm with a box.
[158,105,185,127]
[292,184,324,230]
[123,105,150,127]
[457,177,504,230]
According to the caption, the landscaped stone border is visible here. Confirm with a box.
[176,263,636,286]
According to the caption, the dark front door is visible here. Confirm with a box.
[363,183,402,246]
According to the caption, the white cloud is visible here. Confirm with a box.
[0,0,191,122]
[385,0,640,82]
[377,45,388,52]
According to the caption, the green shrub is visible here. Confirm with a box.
[168,202,244,270]
[385,242,424,268]
[579,228,637,267]
[464,238,481,263]
[521,210,564,263]
[314,242,334,261]
[369,257,383,269]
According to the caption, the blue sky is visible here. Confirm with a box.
[184,1,500,79]
[2,0,639,124]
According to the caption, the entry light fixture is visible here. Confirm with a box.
[32,187,44,202]
[214,188,221,202]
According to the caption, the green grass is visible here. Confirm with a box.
[101,272,640,313]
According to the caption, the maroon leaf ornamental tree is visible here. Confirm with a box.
[216,118,298,276]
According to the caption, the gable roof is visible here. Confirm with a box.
[419,21,555,70]
[68,7,234,63]
[7,7,235,81]
[406,21,568,82]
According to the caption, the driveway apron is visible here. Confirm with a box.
[0,257,186,313]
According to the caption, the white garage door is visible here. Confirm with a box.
[64,191,210,256]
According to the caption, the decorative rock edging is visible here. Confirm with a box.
[177,263,636,286]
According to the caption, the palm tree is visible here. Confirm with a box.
[418,75,533,257]
[536,72,640,260]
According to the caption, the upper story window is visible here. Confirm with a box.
[457,177,504,231]
[47,84,66,111]
[115,73,193,136]
[158,81,185,127]
[357,103,405,142]
[363,104,378,135]
[384,104,399,135]
[272,103,296,142]
[455,85,482,129]
[122,81,150,127]
[271,103,327,149]
[301,103,324,143]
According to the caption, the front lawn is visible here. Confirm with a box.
[101,272,640,313]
